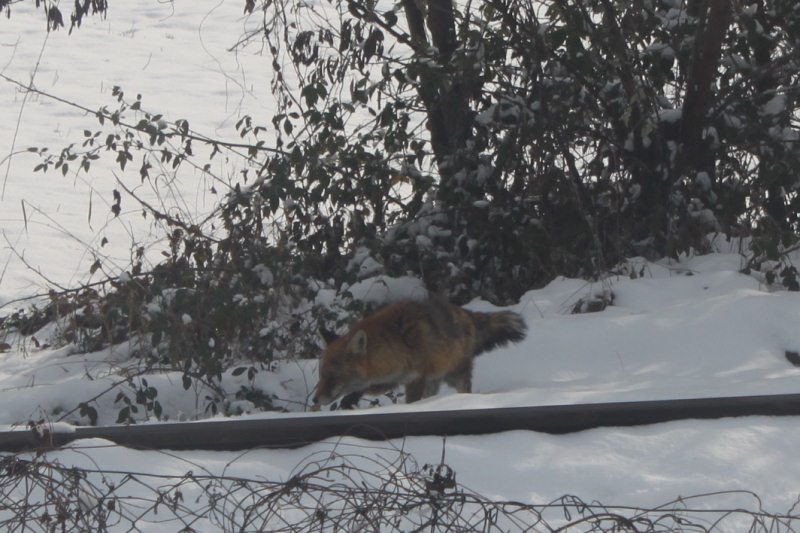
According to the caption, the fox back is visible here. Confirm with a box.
[313,299,526,408]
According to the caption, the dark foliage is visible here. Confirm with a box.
[2,446,799,531]
[223,0,800,302]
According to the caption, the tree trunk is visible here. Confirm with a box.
[749,0,787,230]
[403,0,473,181]
[680,0,731,174]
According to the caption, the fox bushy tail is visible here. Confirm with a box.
[468,310,527,356]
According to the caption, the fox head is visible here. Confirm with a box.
[312,328,369,407]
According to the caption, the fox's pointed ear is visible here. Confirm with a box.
[320,327,339,345]
[346,329,368,356]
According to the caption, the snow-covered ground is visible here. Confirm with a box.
[0,1,271,305]
[2,2,800,531]
[2,249,800,528]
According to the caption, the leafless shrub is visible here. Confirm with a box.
[1,443,798,532]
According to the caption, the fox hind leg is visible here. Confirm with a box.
[405,378,442,402]
[444,358,473,393]
[423,378,441,398]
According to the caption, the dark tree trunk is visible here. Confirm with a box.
[749,0,787,229]
[403,0,473,182]
[680,0,731,175]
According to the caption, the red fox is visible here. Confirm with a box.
[312,298,527,409]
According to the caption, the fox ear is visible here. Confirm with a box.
[320,327,339,345]
[346,329,368,356]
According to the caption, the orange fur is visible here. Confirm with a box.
[313,299,526,408]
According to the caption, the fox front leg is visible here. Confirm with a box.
[335,391,363,410]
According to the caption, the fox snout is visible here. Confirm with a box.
[311,390,328,406]
[311,370,348,407]
[312,376,353,407]
[311,385,329,407]
[313,328,369,408]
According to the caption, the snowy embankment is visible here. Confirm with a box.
[2,249,800,521]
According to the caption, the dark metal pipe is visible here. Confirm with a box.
[2,393,800,453]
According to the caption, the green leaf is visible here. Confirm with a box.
[301,84,318,107]
[548,28,566,49]
[79,402,98,426]
[116,406,131,424]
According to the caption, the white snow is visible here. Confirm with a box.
[252,263,274,286]
[346,274,428,303]
[0,0,272,307]
[695,171,712,191]
[2,2,800,530]
[657,108,683,124]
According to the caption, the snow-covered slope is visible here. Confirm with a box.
[2,251,800,520]
[1,1,270,305]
